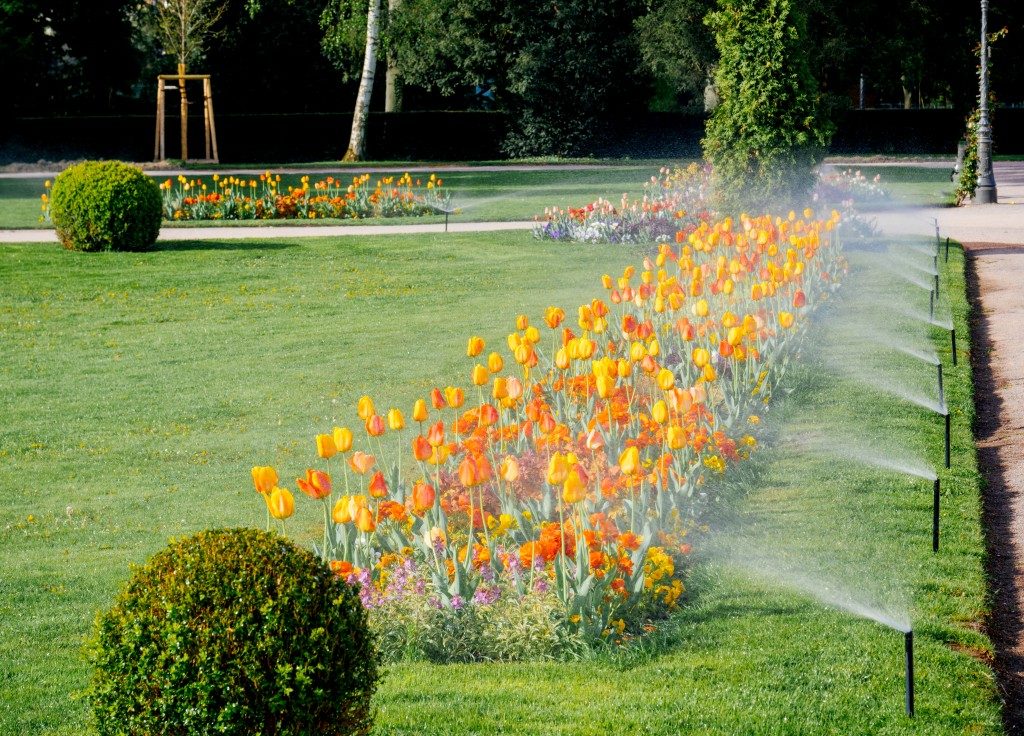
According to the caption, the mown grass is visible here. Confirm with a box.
[0,230,1000,734]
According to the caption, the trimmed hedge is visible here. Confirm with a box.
[87,528,379,736]
[49,160,161,251]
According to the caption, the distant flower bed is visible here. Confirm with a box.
[815,168,890,205]
[159,172,452,221]
[533,163,714,244]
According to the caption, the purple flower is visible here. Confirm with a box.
[534,578,549,593]
[472,586,501,606]
[450,595,465,610]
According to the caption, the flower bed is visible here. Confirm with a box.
[254,208,845,660]
[41,171,453,223]
[533,163,713,244]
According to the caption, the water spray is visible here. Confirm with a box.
[905,630,915,717]
[950,329,958,366]
[934,220,941,251]
[932,477,941,553]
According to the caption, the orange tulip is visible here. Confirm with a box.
[355,506,376,533]
[619,446,640,476]
[500,455,520,483]
[316,434,338,459]
[487,352,504,373]
[426,420,445,447]
[266,487,295,520]
[387,408,405,431]
[366,414,386,437]
[348,451,376,474]
[506,376,524,400]
[563,469,586,504]
[411,481,436,513]
[479,403,499,426]
[412,399,428,422]
[793,290,806,308]
[357,395,375,421]
[515,314,529,331]
[585,428,605,451]
[466,336,485,357]
[251,466,278,495]
[368,470,388,498]
[544,306,565,329]
[459,455,482,487]
[412,434,432,461]
[333,426,353,453]
[296,469,332,500]
[430,387,446,410]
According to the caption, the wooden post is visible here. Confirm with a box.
[203,78,212,160]
[178,63,188,161]
[205,78,219,164]
[154,79,165,161]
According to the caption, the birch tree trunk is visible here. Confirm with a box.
[384,0,402,112]
[344,0,382,161]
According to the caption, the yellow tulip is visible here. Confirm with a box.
[562,469,586,504]
[316,434,338,459]
[487,352,504,373]
[547,453,569,485]
[667,425,686,450]
[652,400,668,424]
[251,466,278,495]
[619,446,640,476]
[656,368,675,391]
[333,426,353,453]
[703,363,717,381]
[266,487,295,520]
[779,311,795,329]
[471,363,489,386]
[500,455,520,483]
[357,395,375,421]
[466,336,485,357]
[596,373,615,399]
[387,408,405,431]
[412,399,428,423]
[492,376,508,400]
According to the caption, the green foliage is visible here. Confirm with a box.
[49,161,162,252]
[634,0,716,108]
[86,528,379,736]
[702,0,832,211]
[955,109,980,206]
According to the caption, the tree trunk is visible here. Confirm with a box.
[385,0,402,112]
[344,0,382,161]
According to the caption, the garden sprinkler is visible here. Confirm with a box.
[933,477,941,553]
[944,411,951,469]
[950,329,958,366]
[937,362,944,411]
[929,289,935,321]
[905,630,915,717]
[945,237,950,263]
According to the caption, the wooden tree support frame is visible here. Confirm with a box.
[154,70,219,163]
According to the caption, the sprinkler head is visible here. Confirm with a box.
[905,630,915,717]
[945,236,950,263]
[932,477,940,553]
[944,412,951,469]
[929,290,935,321]
[950,329,958,366]
[937,363,944,411]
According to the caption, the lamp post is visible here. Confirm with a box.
[975,0,998,203]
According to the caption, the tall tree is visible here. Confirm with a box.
[702,0,831,209]
[634,0,717,110]
[342,0,380,160]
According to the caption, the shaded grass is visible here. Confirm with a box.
[0,232,1001,734]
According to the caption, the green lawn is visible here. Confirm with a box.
[0,230,1001,734]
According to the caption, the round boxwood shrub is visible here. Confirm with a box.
[87,528,379,736]
[49,160,161,251]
